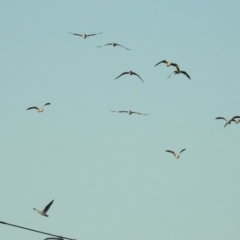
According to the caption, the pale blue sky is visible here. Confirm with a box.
[1,1,240,239]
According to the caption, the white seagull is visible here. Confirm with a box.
[154,60,180,72]
[33,199,54,217]
[96,42,131,50]
[168,70,191,80]
[26,103,50,113]
[68,31,103,39]
[166,149,186,159]
[111,110,149,115]
[115,70,144,83]
[215,116,240,127]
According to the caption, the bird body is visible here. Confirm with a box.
[114,70,144,83]
[232,118,240,124]
[166,149,186,159]
[33,199,54,217]
[68,31,103,39]
[96,42,131,50]
[111,110,149,115]
[27,103,50,113]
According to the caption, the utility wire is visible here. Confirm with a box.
[0,221,76,240]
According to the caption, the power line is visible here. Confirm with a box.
[0,220,76,240]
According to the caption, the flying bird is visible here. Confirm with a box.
[33,199,54,217]
[96,42,131,50]
[68,31,103,39]
[166,149,186,159]
[215,116,240,127]
[154,60,180,72]
[114,70,144,83]
[168,70,191,80]
[26,103,50,113]
[111,110,149,115]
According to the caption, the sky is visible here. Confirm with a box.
[1,1,240,239]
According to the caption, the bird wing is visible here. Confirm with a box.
[167,71,177,79]
[44,238,63,240]
[215,117,228,122]
[131,111,149,115]
[231,116,240,120]
[43,103,51,107]
[43,200,54,213]
[68,32,83,37]
[224,122,228,128]
[166,150,177,157]
[114,72,128,80]
[170,63,180,72]
[87,32,103,37]
[154,60,167,67]
[96,43,111,48]
[115,43,131,50]
[180,71,191,80]
[27,106,39,111]
[131,72,144,83]
[111,110,128,113]
[179,149,186,154]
